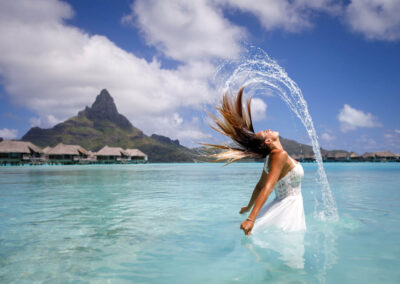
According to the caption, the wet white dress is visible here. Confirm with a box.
[252,156,306,233]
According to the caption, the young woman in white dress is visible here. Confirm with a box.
[205,87,306,236]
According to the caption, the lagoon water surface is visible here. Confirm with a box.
[1,163,399,283]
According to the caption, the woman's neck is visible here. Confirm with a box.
[270,140,283,151]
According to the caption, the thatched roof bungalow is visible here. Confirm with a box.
[95,146,129,162]
[324,151,349,162]
[349,152,362,161]
[47,143,88,163]
[0,140,43,164]
[291,154,304,162]
[42,146,52,154]
[303,153,316,162]
[374,151,397,161]
[125,149,148,162]
[362,152,376,161]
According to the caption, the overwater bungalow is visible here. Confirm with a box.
[324,151,350,162]
[41,146,52,160]
[124,149,148,163]
[0,140,43,165]
[362,152,376,162]
[95,146,130,163]
[349,152,362,161]
[374,151,397,162]
[47,143,89,164]
[86,151,97,163]
[303,153,316,162]
[291,154,304,162]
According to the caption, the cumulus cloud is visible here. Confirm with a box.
[123,0,244,62]
[217,0,341,32]
[338,104,382,132]
[321,132,336,142]
[384,129,400,147]
[0,0,213,145]
[250,98,267,121]
[0,128,18,139]
[1,0,397,148]
[345,0,400,41]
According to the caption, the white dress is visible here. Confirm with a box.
[252,156,306,233]
[249,156,306,268]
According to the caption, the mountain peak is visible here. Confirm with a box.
[84,89,132,129]
[91,89,118,116]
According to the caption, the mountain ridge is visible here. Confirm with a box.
[21,89,350,162]
[22,89,200,162]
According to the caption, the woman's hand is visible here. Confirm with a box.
[239,206,250,214]
[240,219,254,236]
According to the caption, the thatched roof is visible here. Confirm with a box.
[96,145,128,156]
[0,140,42,154]
[334,152,348,158]
[303,153,316,159]
[374,151,396,158]
[42,146,52,154]
[349,152,360,158]
[325,151,349,158]
[291,154,304,160]
[362,152,375,158]
[48,143,88,155]
[125,148,147,157]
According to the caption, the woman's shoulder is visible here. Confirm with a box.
[269,149,288,160]
[264,150,287,173]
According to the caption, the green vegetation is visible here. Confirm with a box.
[22,90,203,162]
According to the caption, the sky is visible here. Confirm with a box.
[0,0,399,154]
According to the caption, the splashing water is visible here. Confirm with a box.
[213,47,338,221]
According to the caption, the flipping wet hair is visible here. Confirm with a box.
[204,87,271,164]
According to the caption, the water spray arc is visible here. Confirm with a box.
[215,47,338,220]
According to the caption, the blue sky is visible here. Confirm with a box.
[0,0,399,154]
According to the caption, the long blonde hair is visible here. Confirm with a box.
[204,87,270,164]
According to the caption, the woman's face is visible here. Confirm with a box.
[256,129,279,143]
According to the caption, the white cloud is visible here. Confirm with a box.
[218,0,400,42]
[217,0,341,32]
[321,132,336,142]
[29,117,41,127]
[338,104,382,132]
[384,129,400,144]
[250,98,267,121]
[0,0,216,145]
[123,0,244,62]
[137,114,211,146]
[345,0,400,41]
[0,128,18,139]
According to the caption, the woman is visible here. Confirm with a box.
[205,87,306,236]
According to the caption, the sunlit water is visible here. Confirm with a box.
[213,47,337,220]
[1,163,399,283]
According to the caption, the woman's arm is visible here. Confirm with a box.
[239,171,267,214]
[240,150,287,235]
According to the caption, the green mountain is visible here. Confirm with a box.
[22,89,202,162]
[21,89,348,162]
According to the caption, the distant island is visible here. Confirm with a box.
[0,89,398,164]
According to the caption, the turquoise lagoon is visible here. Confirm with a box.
[0,163,399,283]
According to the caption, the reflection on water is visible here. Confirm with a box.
[246,228,305,269]
[241,216,341,283]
